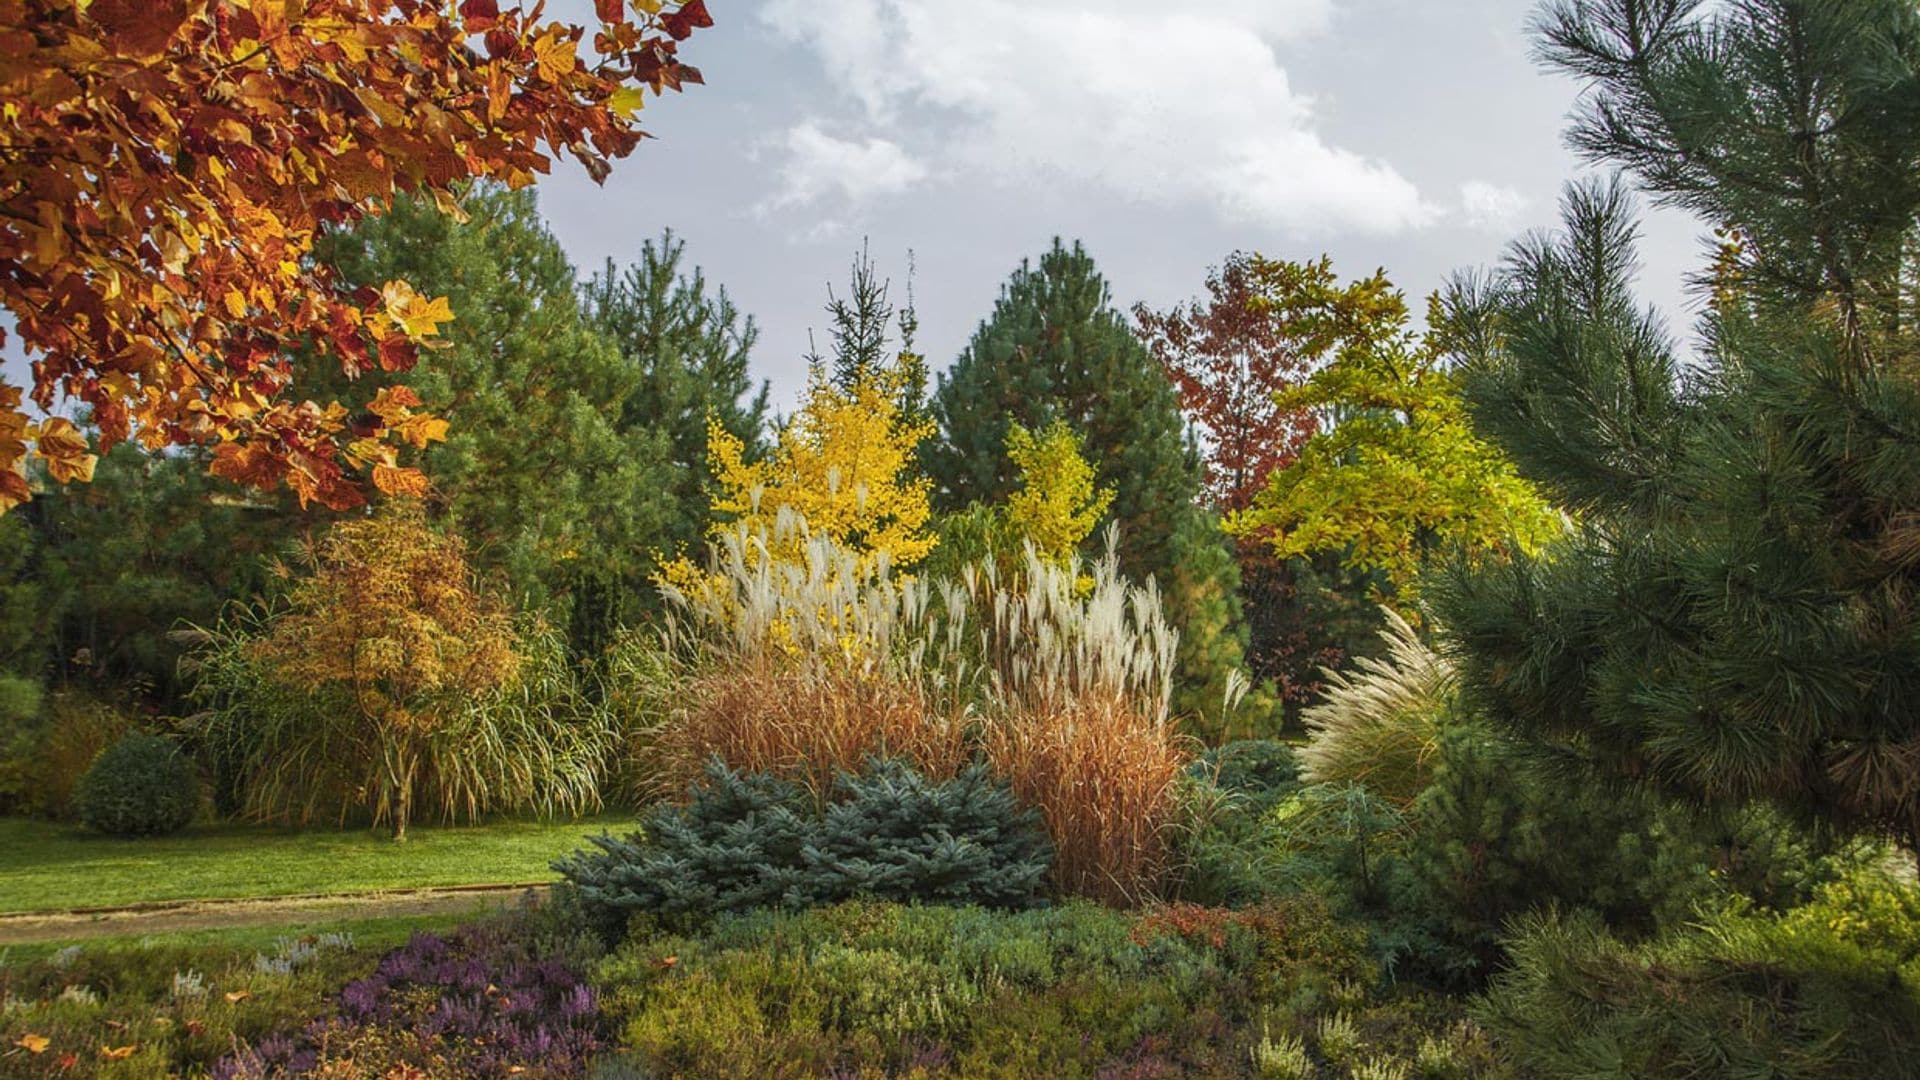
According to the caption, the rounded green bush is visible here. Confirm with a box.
[73,733,200,836]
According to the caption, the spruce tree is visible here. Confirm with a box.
[929,239,1252,725]
[1435,0,1920,860]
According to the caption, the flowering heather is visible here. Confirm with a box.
[216,922,602,1079]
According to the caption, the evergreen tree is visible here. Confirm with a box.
[25,444,286,705]
[582,230,771,561]
[804,242,929,426]
[317,187,686,648]
[929,239,1252,726]
[1435,0,1920,861]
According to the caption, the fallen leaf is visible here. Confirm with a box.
[13,1034,49,1054]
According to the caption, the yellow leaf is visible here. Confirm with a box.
[101,1045,136,1060]
[14,1034,49,1054]
[224,990,252,1003]
[223,288,248,319]
[609,86,646,118]
[380,281,454,341]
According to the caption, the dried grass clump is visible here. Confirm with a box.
[973,542,1190,904]
[652,658,967,804]
[632,513,974,801]
[1297,608,1456,806]
[983,691,1188,905]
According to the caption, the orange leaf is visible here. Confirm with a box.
[372,464,431,498]
[14,1034,49,1054]
[34,417,97,484]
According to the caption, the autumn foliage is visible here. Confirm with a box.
[0,0,713,511]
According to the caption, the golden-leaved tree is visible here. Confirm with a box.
[685,355,937,575]
[0,0,713,511]
[1003,419,1115,565]
[1232,285,1562,606]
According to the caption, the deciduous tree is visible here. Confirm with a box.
[0,0,712,512]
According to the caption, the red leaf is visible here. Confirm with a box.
[661,0,712,41]
[89,0,187,56]
[594,0,625,24]
[459,0,500,28]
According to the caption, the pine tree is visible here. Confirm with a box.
[929,239,1252,725]
[317,187,691,648]
[581,231,771,558]
[804,242,930,426]
[1434,0,1920,862]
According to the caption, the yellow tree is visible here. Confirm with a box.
[1232,288,1561,606]
[699,357,936,571]
[249,502,519,839]
[1003,419,1114,564]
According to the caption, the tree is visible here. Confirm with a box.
[1230,266,1560,606]
[1003,420,1114,565]
[582,231,770,562]
[675,354,937,578]
[929,239,1251,725]
[805,242,929,427]
[1133,253,1332,512]
[1433,0,1920,861]
[1138,254,1414,713]
[313,186,683,647]
[29,442,287,703]
[218,502,522,840]
[0,0,713,512]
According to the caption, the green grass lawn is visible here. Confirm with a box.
[0,814,640,914]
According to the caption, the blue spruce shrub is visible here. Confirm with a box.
[556,758,1050,938]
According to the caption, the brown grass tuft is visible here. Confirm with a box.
[984,692,1189,905]
[650,655,968,804]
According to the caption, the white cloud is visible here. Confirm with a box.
[758,0,1436,235]
[1458,180,1529,232]
[763,121,929,211]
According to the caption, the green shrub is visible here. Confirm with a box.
[1478,865,1920,1079]
[595,897,1381,1078]
[556,758,1051,937]
[72,732,199,836]
[1192,739,1302,818]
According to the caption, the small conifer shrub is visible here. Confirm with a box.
[556,758,1051,937]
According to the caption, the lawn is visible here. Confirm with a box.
[0,814,641,914]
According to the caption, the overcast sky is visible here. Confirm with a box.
[532,0,1712,408]
[0,0,1713,416]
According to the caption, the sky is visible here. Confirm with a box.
[531,0,1714,408]
[0,0,1713,415]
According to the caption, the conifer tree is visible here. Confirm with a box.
[316,187,683,645]
[929,240,1253,725]
[1435,0,1920,861]
[582,232,771,559]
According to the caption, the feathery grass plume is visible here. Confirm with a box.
[633,509,973,803]
[1297,608,1456,807]
[975,537,1190,904]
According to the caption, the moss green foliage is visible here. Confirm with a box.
[71,733,199,837]
[589,897,1469,1079]
[1479,865,1920,1079]
[557,759,1052,937]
